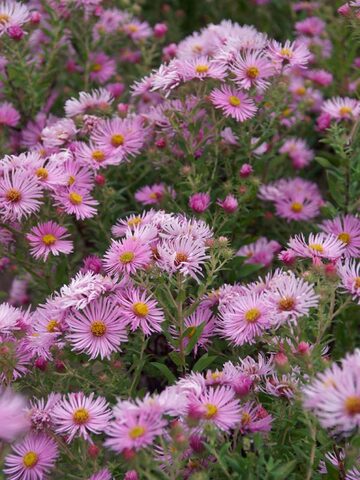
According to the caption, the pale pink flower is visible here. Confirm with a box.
[26,221,73,261]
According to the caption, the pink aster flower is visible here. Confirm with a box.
[53,392,111,443]
[135,183,175,205]
[181,56,227,81]
[41,118,76,148]
[231,51,274,91]
[28,393,61,432]
[217,194,238,213]
[286,233,346,261]
[0,388,29,442]
[189,192,211,213]
[268,39,311,71]
[0,1,30,37]
[321,215,360,258]
[264,272,319,326]
[4,433,58,480]
[122,19,152,42]
[89,52,116,84]
[88,469,113,480]
[54,189,98,220]
[105,406,166,453]
[279,138,314,169]
[239,402,272,434]
[220,293,272,346]
[157,236,209,281]
[75,141,115,170]
[236,237,280,267]
[321,97,360,121]
[65,89,113,117]
[303,349,360,435]
[90,117,145,161]
[337,259,360,304]
[67,296,128,360]
[274,192,322,222]
[0,101,20,127]
[117,287,164,335]
[103,237,152,276]
[26,221,73,261]
[295,16,325,36]
[187,386,241,431]
[0,302,22,333]
[0,169,42,221]
[210,85,257,122]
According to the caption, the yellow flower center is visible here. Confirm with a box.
[338,232,351,245]
[68,175,76,186]
[128,216,142,227]
[282,108,292,117]
[129,425,146,439]
[91,150,105,162]
[308,243,324,253]
[278,297,295,311]
[291,202,303,213]
[42,234,57,246]
[345,395,360,416]
[195,64,209,74]
[229,95,241,107]
[355,277,360,289]
[36,167,49,180]
[6,188,22,203]
[295,87,306,95]
[244,308,261,323]
[132,302,149,317]
[187,326,196,338]
[247,66,259,79]
[204,403,218,419]
[47,319,59,333]
[73,408,89,424]
[23,451,38,469]
[91,63,102,72]
[111,134,125,147]
[175,252,188,265]
[69,192,83,205]
[280,48,293,58]
[0,14,10,25]
[127,24,139,33]
[90,320,107,337]
[339,106,352,116]
[119,251,135,263]
[241,412,251,425]
[192,44,203,53]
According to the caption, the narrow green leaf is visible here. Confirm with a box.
[271,460,297,479]
[193,353,218,372]
[184,322,206,355]
[151,362,176,385]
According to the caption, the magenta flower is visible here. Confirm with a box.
[189,192,211,213]
[210,85,257,122]
[54,189,98,220]
[239,402,272,434]
[0,302,22,333]
[0,169,42,221]
[231,51,274,91]
[0,101,20,126]
[89,52,116,84]
[268,39,311,70]
[321,96,360,121]
[53,392,112,443]
[217,194,238,213]
[286,233,346,261]
[181,56,227,81]
[279,138,314,169]
[220,293,272,346]
[0,1,30,37]
[67,296,128,360]
[135,183,175,205]
[172,306,215,355]
[117,287,164,335]
[0,388,29,442]
[88,469,113,480]
[65,89,113,117]
[188,386,241,431]
[103,237,152,276]
[4,433,58,479]
[236,237,280,267]
[321,215,360,258]
[337,259,360,304]
[26,221,73,261]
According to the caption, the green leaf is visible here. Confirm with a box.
[184,322,206,355]
[314,156,334,169]
[169,351,182,367]
[193,353,218,372]
[237,263,264,278]
[270,460,297,479]
[150,362,176,385]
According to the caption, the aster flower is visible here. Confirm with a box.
[64,89,113,117]
[0,1,30,37]
[187,386,241,431]
[0,101,20,126]
[117,287,164,335]
[274,192,322,222]
[181,56,227,81]
[112,210,156,238]
[89,52,116,84]
[239,402,272,434]
[88,469,113,480]
[0,388,29,442]
[4,433,58,479]
[157,236,209,281]
[337,259,360,304]
[321,215,360,258]
[28,393,61,432]
[268,39,311,70]
[54,189,98,220]
[220,293,272,346]
[67,296,128,359]
[90,117,145,161]
[75,141,115,170]
[105,406,166,453]
[210,85,257,122]
[279,138,314,169]
[231,51,274,91]
[286,233,346,261]
[321,97,360,121]
[122,19,152,41]
[53,392,111,443]
[41,118,77,148]
[0,302,21,333]
[0,169,42,221]
[303,349,360,435]
[26,221,73,261]
[135,183,175,205]
[103,237,152,276]
[236,237,280,267]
